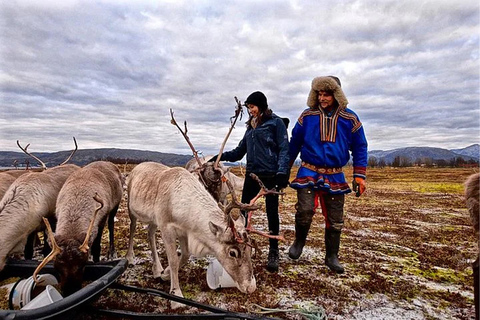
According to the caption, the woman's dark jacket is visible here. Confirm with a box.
[221,112,289,176]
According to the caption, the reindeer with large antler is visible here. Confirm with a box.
[32,161,123,295]
[126,161,283,309]
[171,97,245,206]
[0,138,79,271]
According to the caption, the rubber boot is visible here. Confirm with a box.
[288,223,311,259]
[325,229,344,274]
[266,239,279,273]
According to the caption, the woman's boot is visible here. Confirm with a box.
[266,239,279,272]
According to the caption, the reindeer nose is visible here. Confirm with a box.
[247,276,256,293]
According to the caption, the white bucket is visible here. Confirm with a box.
[21,285,63,310]
[206,258,237,290]
[8,274,59,309]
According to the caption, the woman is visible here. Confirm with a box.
[211,91,289,272]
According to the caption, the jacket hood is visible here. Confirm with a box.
[307,76,348,110]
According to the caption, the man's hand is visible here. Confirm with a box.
[352,177,366,197]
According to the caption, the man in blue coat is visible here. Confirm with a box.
[288,76,368,273]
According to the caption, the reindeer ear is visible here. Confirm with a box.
[209,221,223,236]
[234,214,246,227]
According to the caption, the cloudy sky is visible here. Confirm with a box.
[1,0,479,156]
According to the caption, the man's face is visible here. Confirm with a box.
[318,91,335,109]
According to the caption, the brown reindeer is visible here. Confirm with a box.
[0,139,78,271]
[465,172,479,320]
[33,161,123,295]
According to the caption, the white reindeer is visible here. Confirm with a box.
[126,162,256,309]
[185,155,244,205]
[171,100,244,205]
[33,161,124,296]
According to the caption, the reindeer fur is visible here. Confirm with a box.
[0,164,79,271]
[52,161,123,295]
[127,162,256,309]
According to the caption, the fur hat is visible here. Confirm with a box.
[306,76,348,109]
[245,91,268,112]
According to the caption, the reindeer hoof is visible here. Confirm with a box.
[170,300,186,310]
[160,269,170,281]
[108,250,118,260]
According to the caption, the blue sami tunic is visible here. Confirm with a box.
[289,107,368,194]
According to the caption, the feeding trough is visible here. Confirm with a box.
[0,258,127,320]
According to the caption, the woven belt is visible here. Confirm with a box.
[301,161,343,174]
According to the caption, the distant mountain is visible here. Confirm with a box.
[0,148,193,168]
[450,144,480,159]
[1,144,478,169]
[368,144,479,164]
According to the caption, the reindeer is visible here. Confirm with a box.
[0,173,17,200]
[465,172,479,320]
[126,162,258,309]
[184,155,245,205]
[171,97,244,205]
[32,161,124,295]
[0,139,79,271]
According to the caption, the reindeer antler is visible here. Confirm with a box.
[33,217,62,283]
[58,137,78,166]
[79,193,104,253]
[224,173,286,243]
[214,97,243,169]
[17,140,47,170]
[170,109,203,167]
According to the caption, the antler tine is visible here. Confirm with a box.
[79,193,104,253]
[33,217,62,283]
[248,173,285,204]
[214,96,243,169]
[223,178,261,216]
[17,140,47,170]
[59,136,78,166]
[170,108,203,167]
[247,228,286,241]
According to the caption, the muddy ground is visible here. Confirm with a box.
[23,167,480,319]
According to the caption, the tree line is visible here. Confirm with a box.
[368,156,479,168]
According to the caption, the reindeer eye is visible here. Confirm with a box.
[229,248,240,258]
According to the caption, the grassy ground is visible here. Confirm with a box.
[16,166,480,319]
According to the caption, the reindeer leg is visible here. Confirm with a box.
[162,236,189,282]
[24,232,35,260]
[177,236,190,268]
[107,205,119,259]
[161,229,184,309]
[148,224,164,278]
[126,214,137,266]
[91,217,107,262]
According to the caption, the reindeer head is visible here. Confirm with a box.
[171,99,243,204]
[33,194,103,296]
[208,214,256,294]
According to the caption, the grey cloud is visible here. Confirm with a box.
[0,0,478,154]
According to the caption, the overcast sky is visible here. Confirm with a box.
[1,0,479,156]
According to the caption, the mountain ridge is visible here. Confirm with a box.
[0,144,478,168]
